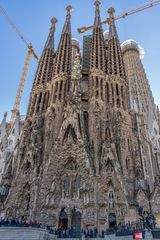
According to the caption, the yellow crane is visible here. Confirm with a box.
[0,5,39,126]
[78,0,160,33]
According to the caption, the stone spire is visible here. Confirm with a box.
[89,1,107,175]
[44,17,58,50]
[62,6,72,34]
[90,0,106,72]
[107,7,126,79]
[94,0,101,27]
[107,8,118,40]
[53,6,72,76]
[0,112,7,138]
[28,18,57,116]
[33,17,57,86]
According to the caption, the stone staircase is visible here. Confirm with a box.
[0,227,56,240]
[0,228,157,240]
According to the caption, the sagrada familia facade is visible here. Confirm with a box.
[0,0,160,232]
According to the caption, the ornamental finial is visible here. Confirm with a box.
[44,17,58,50]
[94,0,101,27]
[50,17,58,32]
[62,5,72,34]
[50,17,58,25]
[94,0,101,7]
[66,5,72,13]
[108,7,115,18]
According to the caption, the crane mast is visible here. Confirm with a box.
[10,48,32,124]
[0,5,39,126]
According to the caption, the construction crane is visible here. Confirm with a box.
[0,5,39,126]
[78,0,160,33]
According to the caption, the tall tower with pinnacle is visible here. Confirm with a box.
[28,17,57,117]
[89,0,107,175]
[1,1,160,233]
[47,6,72,140]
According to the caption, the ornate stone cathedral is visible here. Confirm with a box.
[0,0,160,232]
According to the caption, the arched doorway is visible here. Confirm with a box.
[71,208,81,237]
[108,213,117,228]
[59,208,68,230]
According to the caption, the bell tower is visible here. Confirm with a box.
[88,0,107,174]
[47,6,72,139]
[27,17,57,117]
[106,7,128,110]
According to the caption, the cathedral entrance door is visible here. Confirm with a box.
[108,213,117,228]
[59,208,68,230]
[71,209,81,237]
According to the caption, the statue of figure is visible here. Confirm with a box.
[51,181,56,192]
[109,191,115,209]
[62,189,65,199]
[71,179,76,199]
[101,142,114,170]
[93,101,100,115]
[118,206,122,217]
[121,206,127,217]
[47,107,56,128]
[63,176,70,198]
[31,124,38,146]
[73,191,78,200]
[46,194,50,205]
[20,191,30,211]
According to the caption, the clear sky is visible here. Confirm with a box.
[0,0,160,122]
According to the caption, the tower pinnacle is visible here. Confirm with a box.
[94,0,101,27]
[90,0,106,71]
[94,0,101,8]
[107,7,126,80]
[107,7,115,18]
[53,5,72,76]
[107,7,118,40]
[89,0,106,175]
[44,17,58,50]
[66,5,72,13]
[62,5,72,34]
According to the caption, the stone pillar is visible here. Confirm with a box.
[67,209,72,229]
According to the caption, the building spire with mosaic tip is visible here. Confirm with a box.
[44,6,73,145]
[90,0,106,73]
[44,17,58,51]
[53,5,72,76]
[88,0,107,175]
[107,7,126,80]
[105,7,129,111]
[33,17,57,86]
[27,17,57,117]
[94,0,101,27]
